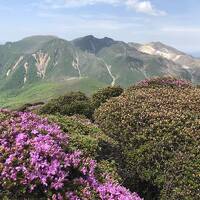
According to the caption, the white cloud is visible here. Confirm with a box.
[40,0,119,8]
[125,0,166,16]
[38,0,166,16]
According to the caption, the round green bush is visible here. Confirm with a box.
[46,114,111,157]
[91,86,123,109]
[39,92,94,119]
[45,114,121,182]
[94,78,200,200]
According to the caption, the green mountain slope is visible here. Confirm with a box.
[96,42,191,86]
[0,35,194,108]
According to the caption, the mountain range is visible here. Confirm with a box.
[0,35,199,108]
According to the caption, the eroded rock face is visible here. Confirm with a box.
[6,69,11,77]
[12,56,24,71]
[136,42,200,68]
[105,63,117,86]
[23,62,29,83]
[32,51,50,79]
[72,55,82,78]
[6,56,24,77]
[136,43,182,62]
[5,57,29,84]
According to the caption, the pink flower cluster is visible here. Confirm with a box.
[0,110,142,200]
[137,77,191,87]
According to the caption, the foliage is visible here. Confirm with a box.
[0,110,142,200]
[91,86,123,109]
[39,92,94,119]
[46,114,114,158]
[39,86,123,121]
[17,102,44,112]
[161,150,200,200]
[136,76,191,88]
[45,114,121,183]
[95,78,200,200]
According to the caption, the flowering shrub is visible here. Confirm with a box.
[136,76,191,88]
[0,110,142,200]
[95,78,200,200]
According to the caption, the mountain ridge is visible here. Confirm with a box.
[0,34,199,108]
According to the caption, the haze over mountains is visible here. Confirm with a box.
[0,35,199,107]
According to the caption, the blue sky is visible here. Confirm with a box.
[0,0,200,53]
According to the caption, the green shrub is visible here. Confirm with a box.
[161,150,200,200]
[16,102,44,112]
[0,110,10,121]
[39,92,94,119]
[91,86,123,109]
[46,114,106,157]
[94,78,200,200]
[45,114,121,182]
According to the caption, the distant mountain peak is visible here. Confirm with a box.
[82,35,96,39]
[145,41,184,54]
[76,35,114,41]
[72,35,116,54]
[149,41,165,45]
[131,41,200,75]
[21,35,58,41]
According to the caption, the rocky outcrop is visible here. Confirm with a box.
[72,55,82,78]
[105,63,117,86]
[23,62,29,83]
[32,51,50,79]
[12,56,24,71]
[6,56,24,77]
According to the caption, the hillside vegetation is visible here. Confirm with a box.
[1,77,200,199]
[95,77,200,199]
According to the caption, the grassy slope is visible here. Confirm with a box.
[0,78,107,108]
